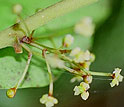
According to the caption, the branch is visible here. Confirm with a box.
[0,0,97,49]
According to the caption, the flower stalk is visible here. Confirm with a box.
[43,49,54,96]
[24,41,113,77]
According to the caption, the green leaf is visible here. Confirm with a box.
[0,0,111,89]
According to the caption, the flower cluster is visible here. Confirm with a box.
[71,75,92,100]
[8,5,124,105]
[6,4,124,107]
[70,47,95,70]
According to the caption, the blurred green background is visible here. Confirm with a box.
[0,0,124,107]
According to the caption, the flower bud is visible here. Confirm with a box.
[83,75,93,84]
[6,88,16,98]
[12,4,22,15]
[63,34,74,47]
[74,17,95,37]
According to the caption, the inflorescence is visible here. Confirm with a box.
[5,4,124,107]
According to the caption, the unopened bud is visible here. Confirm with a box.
[83,75,92,84]
[6,88,17,98]
[63,34,74,47]
[12,4,22,15]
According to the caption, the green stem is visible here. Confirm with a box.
[17,15,30,36]
[29,43,112,77]
[44,51,53,96]
[20,41,113,81]
[63,66,86,76]
[0,0,97,49]
[30,42,57,53]
[15,43,32,89]
[29,42,112,77]
[88,71,112,76]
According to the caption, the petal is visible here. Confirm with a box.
[83,50,91,61]
[53,98,58,104]
[110,82,115,87]
[114,78,119,86]
[81,91,89,100]
[74,52,85,63]
[73,86,81,95]
[46,101,54,107]
[78,52,85,62]
[90,53,95,62]
[80,82,90,90]
[116,80,119,86]
[77,76,83,82]
[113,68,121,74]
[110,79,118,87]
[118,75,123,82]
[40,94,48,104]
[70,47,81,56]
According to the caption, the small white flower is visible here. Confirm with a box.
[110,68,123,87]
[81,91,89,100]
[73,51,85,63]
[70,48,94,64]
[63,34,74,47]
[70,48,95,71]
[70,47,81,57]
[74,86,82,95]
[73,82,90,100]
[83,75,93,84]
[74,17,95,37]
[83,50,91,61]
[70,75,83,83]
[12,4,23,15]
[46,54,65,69]
[40,94,58,107]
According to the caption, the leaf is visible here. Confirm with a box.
[0,0,111,89]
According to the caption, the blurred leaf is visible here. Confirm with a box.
[0,0,111,89]
[0,0,61,31]
[91,0,124,91]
